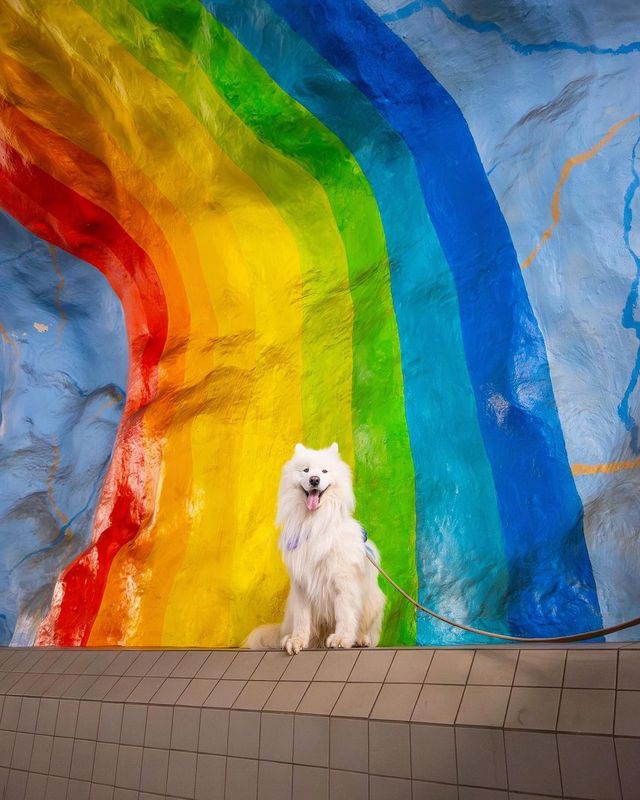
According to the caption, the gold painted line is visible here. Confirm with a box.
[0,319,17,352]
[572,457,640,476]
[521,114,639,270]
[47,435,70,531]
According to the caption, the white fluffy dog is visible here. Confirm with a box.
[246,443,386,654]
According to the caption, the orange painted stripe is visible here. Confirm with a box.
[572,458,640,476]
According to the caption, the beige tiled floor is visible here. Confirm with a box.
[0,644,638,798]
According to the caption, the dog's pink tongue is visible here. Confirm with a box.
[306,491,320,511]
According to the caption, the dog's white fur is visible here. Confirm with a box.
[246,443,386,654]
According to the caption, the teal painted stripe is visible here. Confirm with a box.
[208,0,510,643]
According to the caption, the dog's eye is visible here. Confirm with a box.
[303,468,309,473]
[322,469,328,473]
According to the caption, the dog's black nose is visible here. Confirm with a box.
[309,475,320,487]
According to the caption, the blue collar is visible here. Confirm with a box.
[287,526,368,552]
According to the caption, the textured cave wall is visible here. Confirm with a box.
[0,212,127,645]
[0,0,639,646]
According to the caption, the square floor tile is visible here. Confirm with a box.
[203,680,246,709]
[370,775,411,800]
[115,745,143,790]
[615,689,640,736]
[228,710,260,758]
[505,730,561,795]
[176,678,218,707]
[563,650,617,689]
[70,739,97,781]
[412,780,458,800]
[222,652,264,681]
[251,652,290,681]
[314,651,359,682]
[297,682,343,715]
[331,683,380,718]
[456,685,510,727]
[292,764,328,800]
[260,712,293,762]
[426,650,474,684]
[557,733,621,800]
[92,741,119,785]
[513,650,566,687]
[257,760,292,800]
[330,717,368,773]
[49,736,73,777]
[348,651,394,682]
[171,706,200,751]
[226,757,258,800]
[232,681,276,711]
[557,688,615,734]
[171,651,210,679]
[615,736,640,800]
[195,753,225,800]
[140,748,169,795]
[386,650,434,683]
[456,727,507,790]
[11,731,34,770]
[411,723,456,784]
[468,650,519,686]
[618,650,640,690]
[144,706,173,749]
[504,686,560,730]
[281,651,325,682]
[329,769,367,800]
[120,704,147,747]
[294,714,329,767]
[199,708,229,755]
[263,681,309,713]
[195,651,237,680]
[369,721,410,778]
[166,750,197,798]
[411,684,464,724]
[370,683,421,721]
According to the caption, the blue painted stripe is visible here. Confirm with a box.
[206,0,511,643]
[264,0,603,636]
[382,1,640,56]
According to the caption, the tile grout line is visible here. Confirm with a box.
[502,648,521,795]
[613,647,624,800]
[555,647,570,798]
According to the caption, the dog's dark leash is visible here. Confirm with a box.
[363,531,640,643]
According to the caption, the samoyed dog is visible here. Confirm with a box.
[246,443,386,654]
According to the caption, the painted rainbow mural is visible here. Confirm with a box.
[1,0,639,647]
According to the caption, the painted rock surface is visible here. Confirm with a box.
[0,0,639,646]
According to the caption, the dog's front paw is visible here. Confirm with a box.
[281,635,307,655]
[326,633,355,649]
[355,635,371,648]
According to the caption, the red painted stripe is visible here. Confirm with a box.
[0,138,168,644]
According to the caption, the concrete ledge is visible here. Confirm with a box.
[1,644,638,799]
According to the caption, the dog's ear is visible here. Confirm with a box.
[294,443,305,455]
[330,442,339,454]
